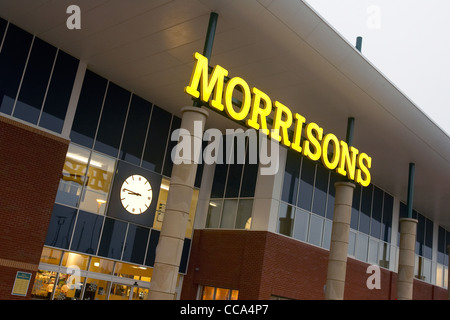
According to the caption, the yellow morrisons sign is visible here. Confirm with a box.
[184,52,372,187]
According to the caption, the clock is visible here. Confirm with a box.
[120,175,153,215]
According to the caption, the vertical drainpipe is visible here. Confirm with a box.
[324,117,356,300]
[147,12,217,300]
[397,163,418,300]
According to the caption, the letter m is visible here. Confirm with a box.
[184,52,228,111]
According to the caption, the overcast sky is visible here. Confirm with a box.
[304,0,450,136]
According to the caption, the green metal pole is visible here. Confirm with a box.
[194,12,218,107]
[356,36,363,52]
[346,117,355,146]
[407,163,415,218]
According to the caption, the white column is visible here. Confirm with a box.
[148,106,208,300]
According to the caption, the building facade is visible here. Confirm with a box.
[0,1,449,300]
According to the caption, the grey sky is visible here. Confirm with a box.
[304,0,450,135]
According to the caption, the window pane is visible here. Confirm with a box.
[55,272,84,300]
[119,95,152,165]
[210,162,228,198]
[88,257,114,275]
[368,238,379,264]
[145,229,160,267]
[348,230,356,256]
[0,24,33,115]
[416,214,425,256]
[424,218,433,259]
[308,215,323,247]
[350,185,361,230]
[202,286,215,300]
[70,211,104,254]
[94,82,130,157]
[215,288,230,300]
[55,144,90,207]
[84,279,110,300]
[381,193,393,242]
[356,233,368,261]
[298,158,315,211]
[13,37,57,124]
[206,200,223,228]
[225,164,243,198]
[122,224,150,264]
[180,238,191,274]
[163,116,181,177]
[70,70,107,148]
[220,199,238,228]
[61,252,89,270]
[240,162,258,197]
[326,172,338,220]
[322,219,332,250]
[235,199,253,229]
[142,105,171,173]
[98,218,128,260]
[45,204,77,249]
[293,208,310,242]
[78,152,116,214]
[312,164,328,217]
[278,203,294,237]
[39,50,79,133]
[281,149,300,204]
[359,185,372,234]
[379,242,390,269]
[40,247,63,265]
[370,187,383,239]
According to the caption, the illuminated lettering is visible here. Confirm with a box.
[224,76,251,121]
[184,52,228,111]
[271,101,292,148]
[321,133,340,170]
[302,122,323,161]
[246,87,272,135]
[184,52,373,186]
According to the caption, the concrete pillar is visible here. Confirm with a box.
[148,106,208,300]
[396,218,418,300]
[324,181,355,300]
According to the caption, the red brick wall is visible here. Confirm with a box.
[181,229,448,300]
[0,116,69,299]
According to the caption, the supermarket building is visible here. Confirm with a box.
[0,0,449,300]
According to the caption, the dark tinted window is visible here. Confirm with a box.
[13,38,56,124]
[281,149,300,204]
[381,193,393,242]
[0,18,6,42]
[45,204,77,249]
[240,162,258,197]
[145,229,160,266]
[94,82,130,157]
[122,224,150,264]
[424,218,433,259]
[70,70,107,148]
[370,186,383,239]
[40,50,79,133]
[350,184,361,230]
[98,218,128,260]
[163,116,181,177]
[0,24,33,115]
[325,172,338,220]
[210,162,228,198]
[119,95,152,165]
[297,158,315,211]
[359,184,372,234]
[179,238,191,274]
[70,211,104,255]
[312,164,328,217]
[142,105,171,173]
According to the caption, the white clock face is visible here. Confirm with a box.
[120,175,152,215]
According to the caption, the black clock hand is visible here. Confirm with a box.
[123,188,142,196]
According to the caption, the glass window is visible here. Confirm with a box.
[370,187,383,239]
[0,18,6,42]
[88,257,115,275]
[225,163,243,198]
[359,185,372,234]
[180,238,191,274]
[416,214,425,256]
[308,214,323,247]
[163,116,181,177]
[55,144,90,207]
[55,272,85,300]
[206,200,223,228]
[312,164,328,217]
[278,202,294,237]
[78,152,116,214]
[348,230,356,256]
[145,229,160,267]
[210,162,228,198]
[201,286,239,300]
[94,82,130,157]
[325,172,338,220]
[356,233,369,262]
[235,199,253,230]
[98,218,128,260]
[114,262,153,281]
[122,224,150,265]
[322,219,332,250]
[379,242,390,269]
[281,149,301,204]
[240,162,258,198]
[13,37,57,124]
[220,199,238,229]
[39,50,79,133]
[70,70,107,148]
[39,247,63,265]
[0,24,33,115]
[119,94,152,165]
[298,158,315,211]
[381,193,393,242]
[45,204,77,249]
[350,185,361,230]
[70,211,104,254]
[368,238,379,264]
[31,270,57,300]
[61,252,89,270]
[142,105,171,173]
[436,264,444,287]
[84,278,110,300]
[202,286,215,300]
[424,218,433,259]
[293,208,310,242]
